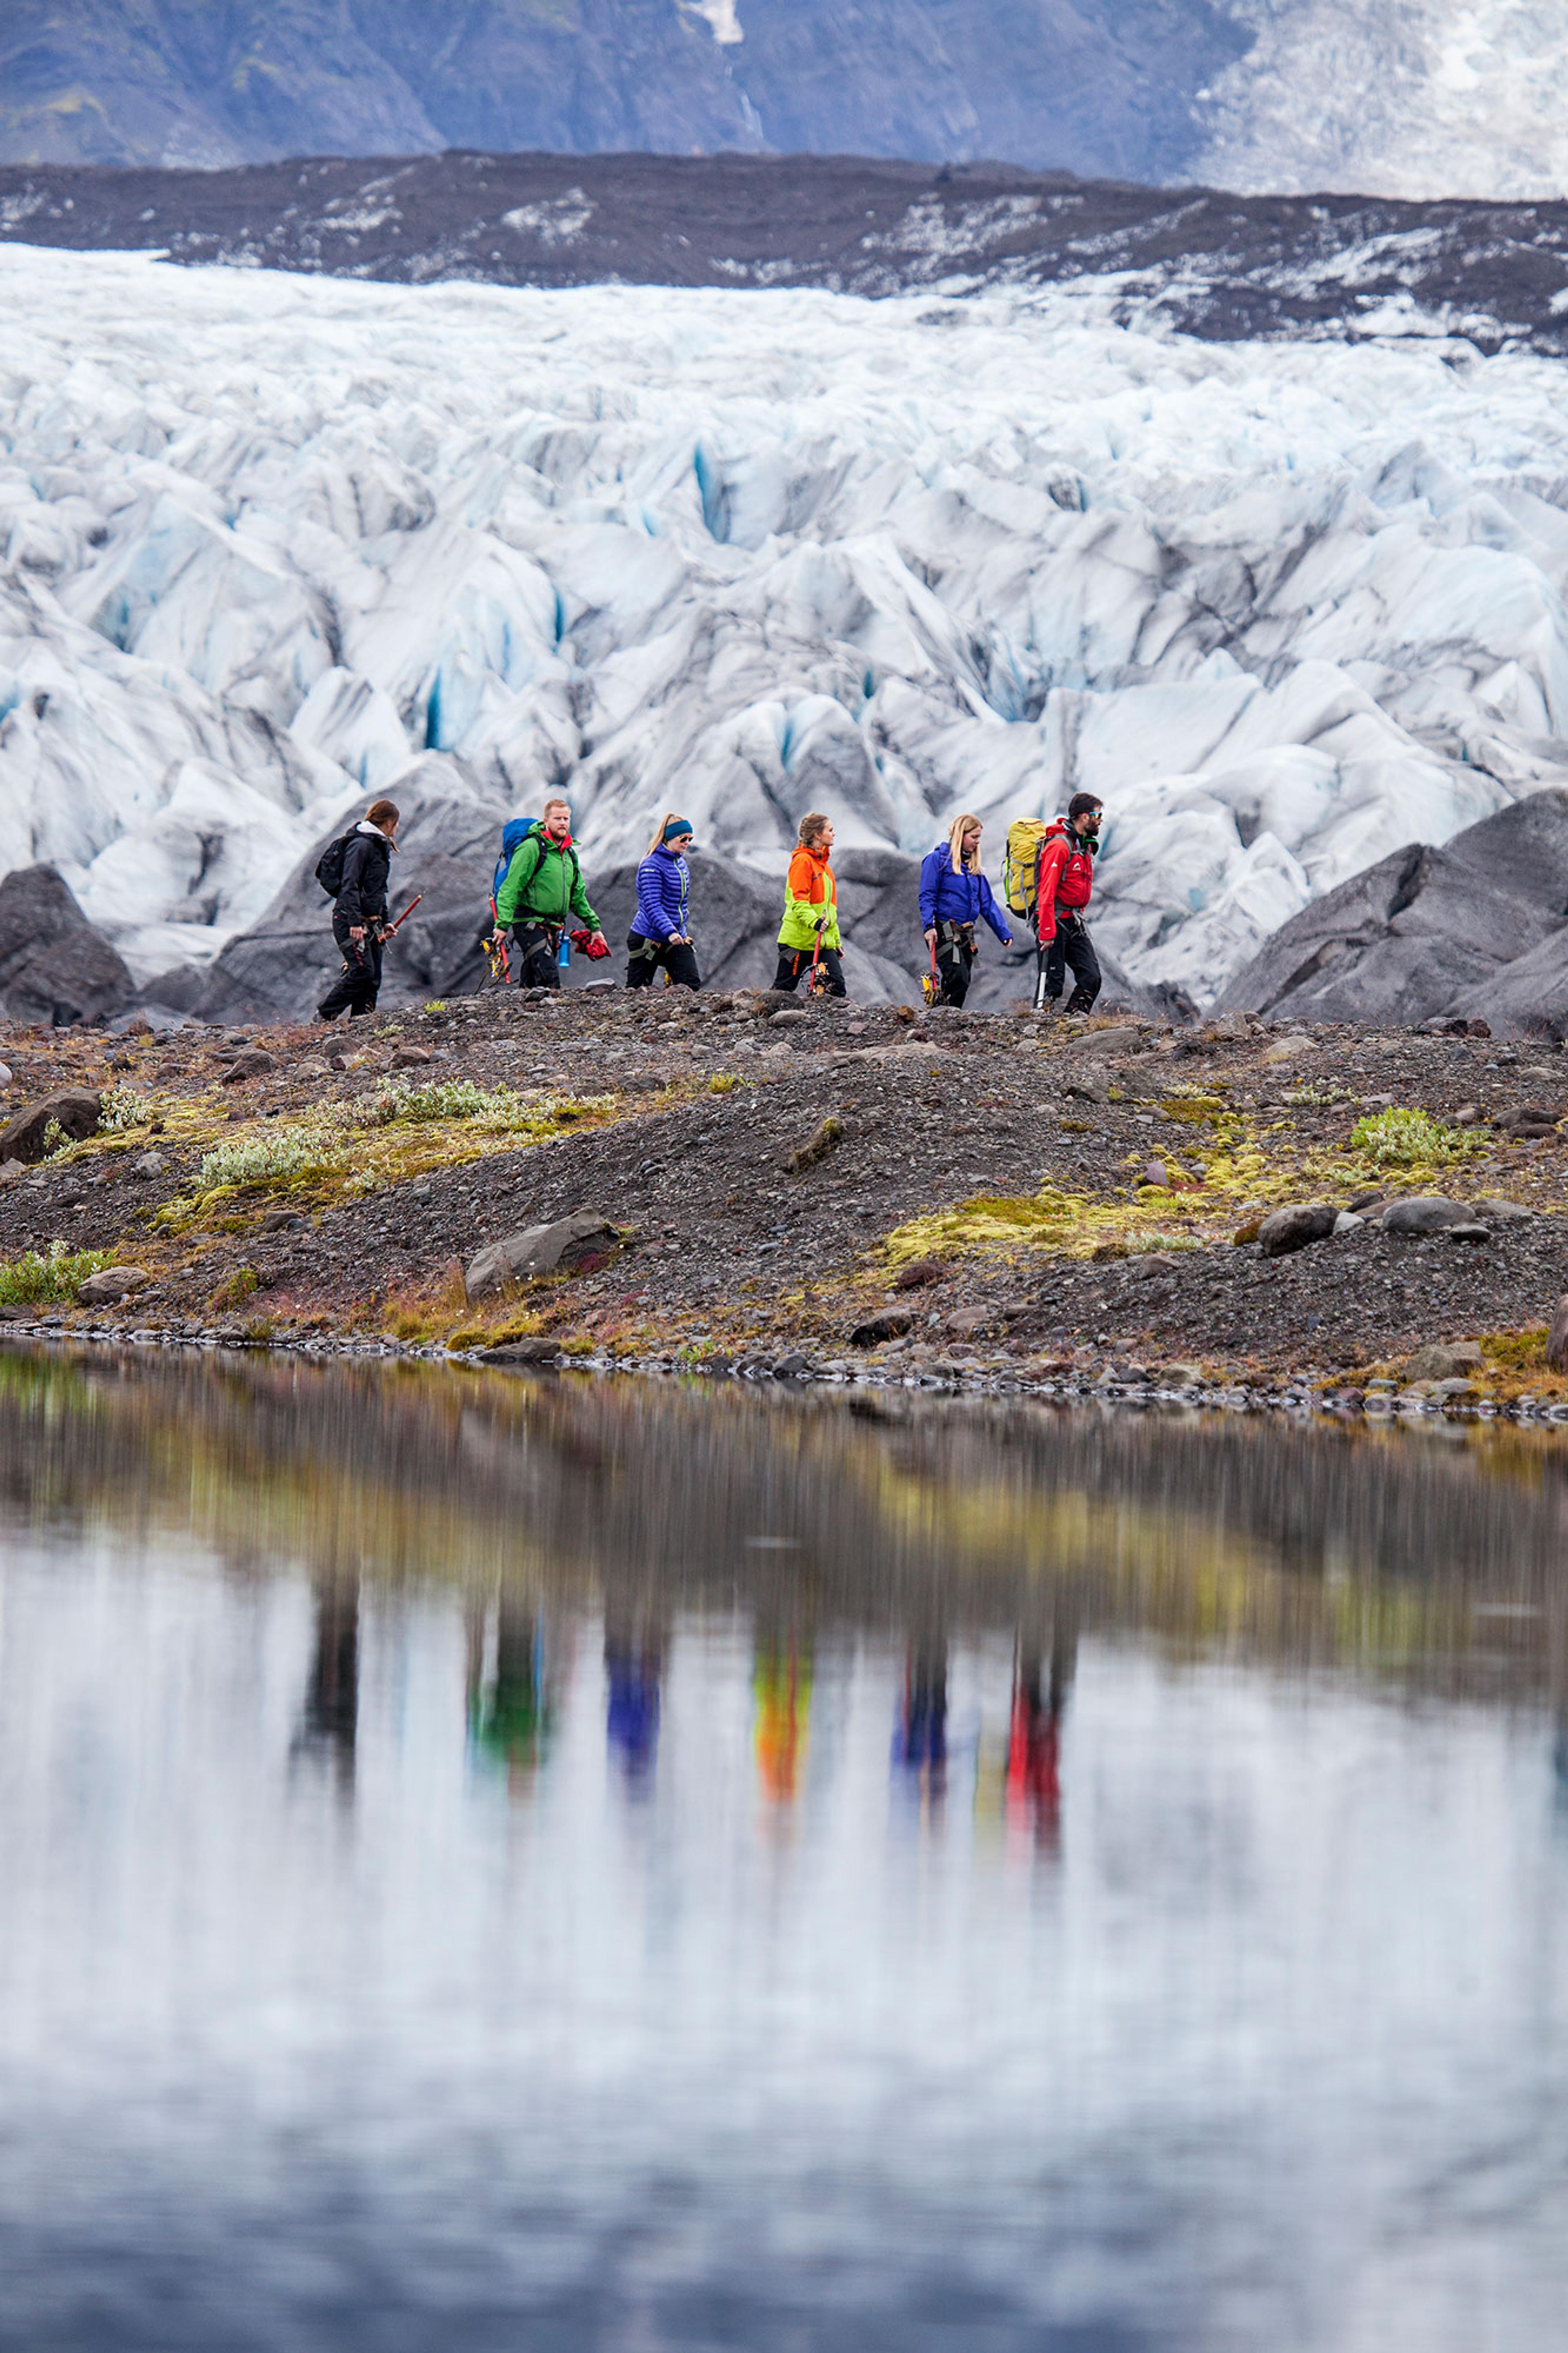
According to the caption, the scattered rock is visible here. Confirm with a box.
[1257,1202,1338,1257]
[1063,1070,1110,1104]
[1381,1196,1469,1233]
[133,1150,168,1179]
[768,1008,810,1028]
[260,1209,306,1233]
[76,1265,151,1305]
[1497,1105,1564,1137]
[463,1211,620,1302]
[1261,1035,1318,1064]
[0,1088,103,1165]
[771,1351,811,1377]
[1473,1197,1532,1220]
[946,1305,996,1337]
[1332,1209,1364,1233]
[782,1115,844,1173]
[220,1048,277,1084]
[390,1044,432,1068]
[849,1308,914,1346]
[0,1064,11,1089]
[1445,1222,1492,1244]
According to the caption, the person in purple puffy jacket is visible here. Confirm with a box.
[627,813,700,990]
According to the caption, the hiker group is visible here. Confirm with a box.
[313,789,1105,1018]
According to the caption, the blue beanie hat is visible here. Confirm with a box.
[663,816,694,843]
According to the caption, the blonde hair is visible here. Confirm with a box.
[798,811,831,846]
[647,810,690,854]
[947,812,982,874]
[543,794,571,819]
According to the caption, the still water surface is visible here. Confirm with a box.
[0,1347,1565,2350]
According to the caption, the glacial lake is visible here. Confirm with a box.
[0,1349,1564,2352]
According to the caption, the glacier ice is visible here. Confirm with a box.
[2,244,1568,1006]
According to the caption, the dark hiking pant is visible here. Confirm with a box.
[626,933,702,990]
[933,922,975,1007]
[318,915,383,1019]
[773,945,846,998]
[1038,916,1100,1013]
[512,921,563,990]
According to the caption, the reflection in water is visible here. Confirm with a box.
[0,1343,1565,2351]
[467,1600,558,1791]
[753,1642,811,1804]
[893,1638,949,1815]
[1006,1622,1075,1855]
[605,1608,663,1788]
[293,1574,359,1791]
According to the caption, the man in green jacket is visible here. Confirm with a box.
[494,796,608,989]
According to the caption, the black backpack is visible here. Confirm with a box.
[314,830,358,899]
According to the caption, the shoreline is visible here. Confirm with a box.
[4,1324,1565,1430]
[4,982,1568,1403]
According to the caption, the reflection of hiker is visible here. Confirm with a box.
[1006,1624,1075,1853]
[754,1642,813,1803]
[627,814,700,990]
[920,812,1012,1007]
[494,796,608,990]
[468,1602,556,1791]
[773,812,846,998]
[292,1575,359,1791]
[606,1621,663,1786]
[1035,794,1103,1013]
[893,1640,948,1811]
[316,798,399,1021]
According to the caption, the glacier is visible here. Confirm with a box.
[3,242,1568,1009]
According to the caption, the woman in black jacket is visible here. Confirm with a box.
[317,799,399,1020]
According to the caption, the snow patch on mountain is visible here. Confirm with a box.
[1201,0,1568,201]
[3,245,1568,1004]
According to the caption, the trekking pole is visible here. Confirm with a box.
[1033,938,1048,1013]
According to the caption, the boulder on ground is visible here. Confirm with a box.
[220,1048,276,1083]
[1257,1202,1338,1256]
[0,865,136,1029]
[1548,1297,1568,1372]
[1381,1196,1470,1233]
[0,1087,102,1164]
[1404,1342,1484,1381]
[477,1337,559,1365]
[849,1307,914,1345]
[76,1266,150,1305]
[464,1211,619,1302]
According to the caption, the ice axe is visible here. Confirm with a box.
[922,935,940,1006]
[376,893,423,942]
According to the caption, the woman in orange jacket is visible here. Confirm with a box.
[773,811,846,997]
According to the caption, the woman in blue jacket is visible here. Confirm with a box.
[627,813,700,990]
[919,812,1012,1006]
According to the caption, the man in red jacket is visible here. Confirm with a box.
[1035,792,1104,1013]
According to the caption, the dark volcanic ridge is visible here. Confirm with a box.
[5,152,1568,352]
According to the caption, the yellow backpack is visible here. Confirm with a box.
[1003,819,1053,921]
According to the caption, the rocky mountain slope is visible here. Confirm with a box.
[4,1,1565,201]
[1218,789,1568,1037]
[6,241,1568,1019]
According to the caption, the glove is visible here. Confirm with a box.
[570,927,612,961]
